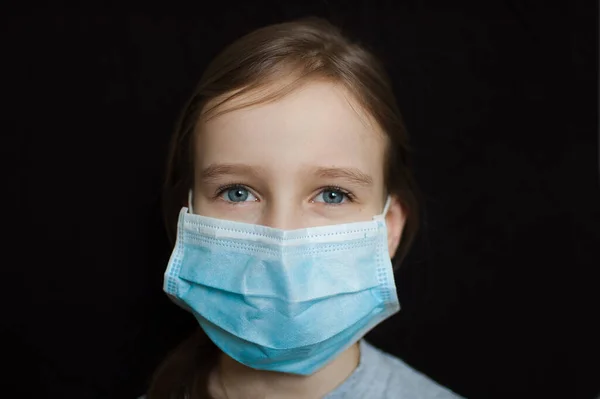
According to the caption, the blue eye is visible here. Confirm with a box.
[315,188,347,204]
[220,186,257,203]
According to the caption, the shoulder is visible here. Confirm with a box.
[326,340,463,399]
[361,340,463,399]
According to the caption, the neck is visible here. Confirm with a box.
[209,342,361,399]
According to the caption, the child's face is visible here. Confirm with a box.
[192,80,393,230]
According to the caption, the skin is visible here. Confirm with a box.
[192,79,406,399]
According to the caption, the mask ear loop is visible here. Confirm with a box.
[374,195,392,221]
[382,195,392,215]
[188,190,194,214]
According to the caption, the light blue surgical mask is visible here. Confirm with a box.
[163,191,400,375]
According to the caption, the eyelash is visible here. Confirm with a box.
[213,184,255,200]
[317,185,355,204]
[213,184,355,204]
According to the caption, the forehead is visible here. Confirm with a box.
[195,80,386,180]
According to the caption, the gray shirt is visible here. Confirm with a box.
[139,339,463,399]
[325,339,463,399]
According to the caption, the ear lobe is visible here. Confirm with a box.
[385,196,406,258]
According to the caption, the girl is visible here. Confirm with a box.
[146,17,462,399]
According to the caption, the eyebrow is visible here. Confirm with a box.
[199,163,373,187]
[199,163,264,182]
[314,167,373,187]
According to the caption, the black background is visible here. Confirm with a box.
[2,2,598,398]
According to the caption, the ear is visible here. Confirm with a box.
[385,196,406,258]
